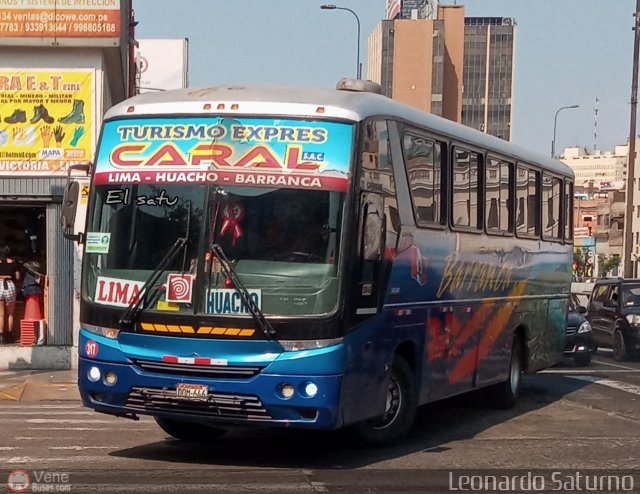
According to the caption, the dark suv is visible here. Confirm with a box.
[586,278,640,361]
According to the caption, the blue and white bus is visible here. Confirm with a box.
[62,79,574,444]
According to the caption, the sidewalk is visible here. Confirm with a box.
[0,369,79,402]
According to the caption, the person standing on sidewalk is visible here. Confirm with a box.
[0,245,20,344]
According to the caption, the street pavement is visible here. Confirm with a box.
[0,369,78,402]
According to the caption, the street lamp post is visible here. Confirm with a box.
[320,4,362,79]
[551,105,579,158]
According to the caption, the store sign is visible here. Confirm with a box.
[0,0,121,42]
[0,69,94,174]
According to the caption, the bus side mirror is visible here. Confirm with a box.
[361,192,384,262]
[61,164,91,243]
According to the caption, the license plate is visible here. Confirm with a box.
[176,383,208,400]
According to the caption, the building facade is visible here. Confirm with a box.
[561,145,628,191]
[368,4,515,141]
[0,1,132,369]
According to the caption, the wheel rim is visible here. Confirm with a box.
[614,332,624,358]
[370,374,402,430]
[510,351,521,395]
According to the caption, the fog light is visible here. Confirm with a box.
[279,383,295,399]
[88,366,101,382]
[104,371,118,386]
[304,382,318,398]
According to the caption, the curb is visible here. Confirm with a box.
[0,381,79,401]
[0,383,26,401]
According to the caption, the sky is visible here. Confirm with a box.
[134,0,636,157]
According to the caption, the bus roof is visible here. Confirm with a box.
[106,83,573,178]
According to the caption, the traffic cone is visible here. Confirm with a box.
[20,294,43,346]
[23,294,43,320]
[20,321,37,346]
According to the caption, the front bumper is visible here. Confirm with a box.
[79,357,344,429]
[563,332,596,357]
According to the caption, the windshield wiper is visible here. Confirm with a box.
[210,243,276,340]
[119,202,192,330]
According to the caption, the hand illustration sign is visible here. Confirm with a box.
[40,126,53,147]
[53,125,65,147]
[70,126,85,147]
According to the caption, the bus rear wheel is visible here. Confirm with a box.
[154,416,227,441]
[489,333,523,409]
[349,356,417,446]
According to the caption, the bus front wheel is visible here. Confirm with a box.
[349,356,417,446]
[154,416,227,441]
[489,333,523,409]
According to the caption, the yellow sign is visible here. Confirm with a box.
[0,70,94,174]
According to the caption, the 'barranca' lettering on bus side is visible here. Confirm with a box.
[437,251,516,298]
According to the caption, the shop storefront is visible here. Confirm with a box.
[0,178,74,347]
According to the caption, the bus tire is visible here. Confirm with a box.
[154,416,227,441]
[349,356,417,446]
[490,333,523,409]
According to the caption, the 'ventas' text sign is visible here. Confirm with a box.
[0,0,121,39]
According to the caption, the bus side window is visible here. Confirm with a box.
[361,119,398,252]
[402,132,443,226]
[486,157,513,233]
[452,147,481,230]
[516,165,540,237]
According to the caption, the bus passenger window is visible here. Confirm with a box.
[403,132,442,225]
[486,157,513,233]
[516,166,539,236]
[452,148,480,229]
[542,173,562,240]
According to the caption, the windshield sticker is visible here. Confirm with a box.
[206,288,262,315]
[166,274,193,303]
[220,202,244,246]
[104,188,179,207]
[95,276,145,307]
[86,232,111,254]
[94,118,352,192]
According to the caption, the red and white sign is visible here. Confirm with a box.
[85,340,99,358]
[166,274,193,303]
[162,355,228,366]
[94,276,145,308]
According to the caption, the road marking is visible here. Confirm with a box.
[0,411,96,415]
[592,359,640,371]
[26,427,157,431]
[1,455,108,464]
[542,369,640,374]
[70,483,321,492]
[20,419,117,424]
[567,375,640,396]
[48,446,119,450]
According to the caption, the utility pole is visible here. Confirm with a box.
[624,0,640,278]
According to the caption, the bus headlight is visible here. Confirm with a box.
[278,383,295,400]
[577,321,592,333]
[303,382,318,398]
[84,324,120,339]
[88,366,101,382]
[104,371,118,386]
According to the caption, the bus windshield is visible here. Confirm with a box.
[83,116,353,318]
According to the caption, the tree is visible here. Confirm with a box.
[597,254,622,277]
[573,247,584,279]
